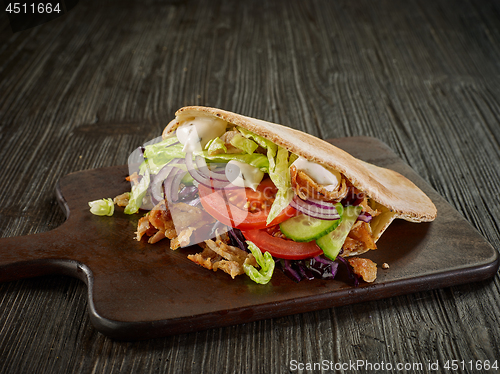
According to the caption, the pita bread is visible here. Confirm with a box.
[163,106,437,245]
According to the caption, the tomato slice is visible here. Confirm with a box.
[241,229,323,260]
[198,178,296,230]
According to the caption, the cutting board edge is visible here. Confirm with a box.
[86,254,499,340]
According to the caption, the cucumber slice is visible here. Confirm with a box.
[316,205,362,260]
[279,213,341,242]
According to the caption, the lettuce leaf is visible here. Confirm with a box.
[266,146,293,224]
[230,133,259,154]
[243,241,275,284]
[288,153,298,166]
[88,198,114,216]
[200,152,269,172]
[237,126,277,152]
[124,136,185,214]
[124,163,150,214]
[143,136,185,174]
[234,127,293,224]
[124,127,294,223]
[205,137,227,155]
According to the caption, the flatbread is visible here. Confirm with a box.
[163,106,437,244]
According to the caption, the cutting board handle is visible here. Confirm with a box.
[0,225,85,283]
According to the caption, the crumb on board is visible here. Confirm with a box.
[382,262,390,269]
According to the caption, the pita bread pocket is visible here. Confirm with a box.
[164,106,437,252]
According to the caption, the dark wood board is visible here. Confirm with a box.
[0,136,497,340]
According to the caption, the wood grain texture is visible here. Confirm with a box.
[1,0,500,372]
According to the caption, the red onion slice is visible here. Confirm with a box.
[185,152,236,189]
[210,167,227,174]
[357,212,372,223]
[187,196,201,206]
[302,197,338,210]
[290,195,340,220]
[150,159,183,203]
[194,156,229,181]
[164,167,187,202]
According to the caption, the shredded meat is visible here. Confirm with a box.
[348,257,377,283]
[135,216,154,241]
[135,200,215,247]
[170,202,215,231]
[290,165,348,202]
[188,238,257,279]
[350,221,377,249]
[360,197,381,217]
[126,172,141,185]
[204,238,250,263]
[113,192,130,207]
[340,185,380,217]
[188,244,222,269]
[148,230,166,244]
[342,221,377,256]
[170,227,196,250]
[342,237,365,256]
[147,201,177,239]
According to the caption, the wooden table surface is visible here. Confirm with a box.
[1,0,500,372]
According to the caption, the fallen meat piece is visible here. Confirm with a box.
[188,239,257,279]
[135,216,157,241]
[170,227,196,250]
[113,192,130,207]
[348,257,377,283]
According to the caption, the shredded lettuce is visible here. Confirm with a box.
[266,146,293,224]
[200,128,273,171]
[124,136,184,214]
[124,163,150,214]
[143,136,184,174]
[122,127,294,223]
[235,127,293,223]
[89,198,114,216]
[243,241,275,284]
[288,153,299,166]
[200,152,269,172]
[205,137,227,155]
[237,126,277,151]
[230,133,259,154]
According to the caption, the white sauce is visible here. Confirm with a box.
[291,156,341,191]
[176,116,227,152]
[225,160,264,191]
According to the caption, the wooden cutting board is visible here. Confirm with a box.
[0,137,497,340]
